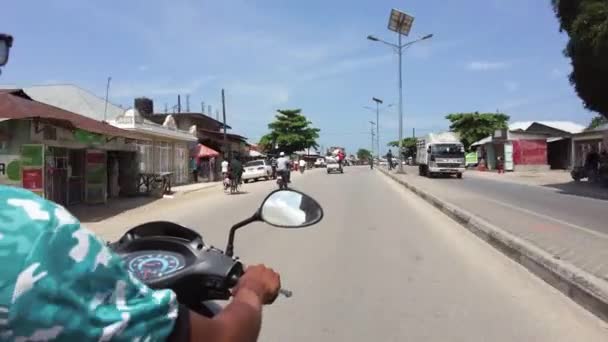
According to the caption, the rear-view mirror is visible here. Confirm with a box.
[260,189,323,228]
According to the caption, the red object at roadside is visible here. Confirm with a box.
[22,169,43,190]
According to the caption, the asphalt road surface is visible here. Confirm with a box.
[390,166,608,282]
[91,167,608,341]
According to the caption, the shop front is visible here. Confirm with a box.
[1,91,140,205]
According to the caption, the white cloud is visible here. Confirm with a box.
[504,81,519,92]
[226,81,290,106]
[300,54,393,82]
[111,76,216,98]
[467,61,509,71]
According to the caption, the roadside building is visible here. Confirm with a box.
[0,89,140,205]
[471,121,584,171]
[570,123,608,167]
[110,108,197,186]
[133,97,249,181]
[22,85,197,187]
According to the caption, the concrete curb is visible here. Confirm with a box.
[378,167,608,323]
[171,183,220,197]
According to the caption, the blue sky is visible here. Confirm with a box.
[1,0,595,154]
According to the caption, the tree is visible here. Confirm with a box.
[445,112,510,150]
[259,109,320,155]
[552,0,608,119]
[356,148,372,161]
[586,115,608,130]
[388,137,418,158]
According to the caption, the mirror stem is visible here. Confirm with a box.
[225,214,259,257]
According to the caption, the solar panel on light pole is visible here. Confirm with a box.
[387,9,414,36]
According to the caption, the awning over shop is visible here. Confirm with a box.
[0,92,140,139]
[191,143,220,158]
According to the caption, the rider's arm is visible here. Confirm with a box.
[187,265,279,342]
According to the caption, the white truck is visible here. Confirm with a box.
[416,132,466,178]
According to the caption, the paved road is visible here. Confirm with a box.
[88,167,608,341]
[452,170,607,235]
[390,166,608,282]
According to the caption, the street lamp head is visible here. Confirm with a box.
[367,35,380,42]
[422,34,434,40]
[0,33,14,67]
[372,97,383,104]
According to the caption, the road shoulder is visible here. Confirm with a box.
[378,167,608,323]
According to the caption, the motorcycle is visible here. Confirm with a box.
[109,189,323,317]
[277,173,287,189]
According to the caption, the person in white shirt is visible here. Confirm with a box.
[221,159,229,174]
[299,158,306,173]
[276,152,291,183]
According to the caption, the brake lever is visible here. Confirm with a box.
[279,288,293,298]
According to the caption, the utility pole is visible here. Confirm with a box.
[221,89,229,160]
[177,95,181,113]
[103,77,111,122]
[186,94,190,112]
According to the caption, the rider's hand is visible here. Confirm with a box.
[232,264,281,305]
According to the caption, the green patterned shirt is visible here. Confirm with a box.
[0,185,178,341]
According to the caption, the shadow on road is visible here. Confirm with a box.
[225,191,250,196]
[542,181,608,201]
[70,196,161,223]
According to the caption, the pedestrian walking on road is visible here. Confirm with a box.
[387,149,394,170]
[190,157,199,182]
[270,157,278,179]
[497,156,505,174]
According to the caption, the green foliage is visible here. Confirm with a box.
[445,112,510,150]
[387,137,418,158]
[356,148,372,160]
[586,115,608,130]
[259,109,320,155]
[552,0,608,118]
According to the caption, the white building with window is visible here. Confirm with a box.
[110,108,197,185]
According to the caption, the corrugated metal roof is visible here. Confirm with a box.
[509,121,585,134]
[151,112,231,129]
[471,135,492,147]
[22,84,126,122]
[0,92,140,139]
[198,128,247,141]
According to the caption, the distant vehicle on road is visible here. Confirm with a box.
[242,159,272,183]
[314,158,326,168]
[416,132,465,178]
[326,157,343,174]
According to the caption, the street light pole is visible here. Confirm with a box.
[367,8,433,173]
[372,97,383,159]
[369,121,376,157]
[397,32,404,173]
